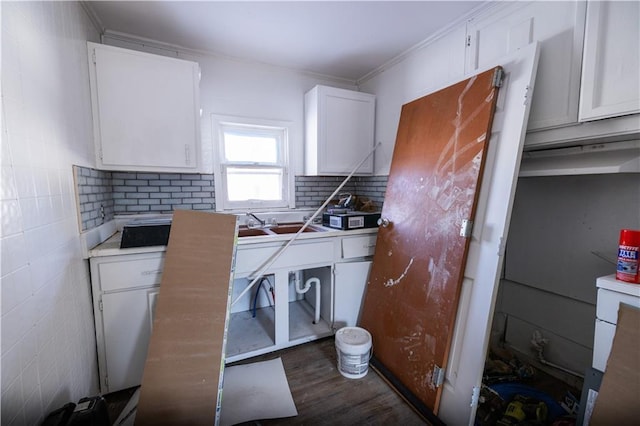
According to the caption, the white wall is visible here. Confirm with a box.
[1,2,100,424]
[496,174,640,375]
[102,35,358,176]
[360,25,468,175]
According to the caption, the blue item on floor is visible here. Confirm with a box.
[490,382,566,422]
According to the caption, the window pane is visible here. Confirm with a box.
[226,167,283,201]
[223,132,279,163]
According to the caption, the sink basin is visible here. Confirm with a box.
[269,224,319,234]
[238,227,271,237]
[237,222,325,237]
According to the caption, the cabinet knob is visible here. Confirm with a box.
[377,217,391,228]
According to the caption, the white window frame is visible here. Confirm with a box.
[212,114,295,212]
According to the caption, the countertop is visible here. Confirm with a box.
[596,274,640,297]
[89,225,378,258]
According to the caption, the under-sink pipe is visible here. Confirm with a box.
[294,275,321,324]
[531,330,584,378]
[293,271,305,295]
[231,142,381,307]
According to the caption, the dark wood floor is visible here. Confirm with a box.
[229,336,429,425]
[105,336,429,425]
[104,337,583,425]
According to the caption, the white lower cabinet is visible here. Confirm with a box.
[90,252,164,393]
[333,261,372,329]
[101,288,159,392]
[90,230,376,393]
[333,234,376,328]
[593,275,640,372]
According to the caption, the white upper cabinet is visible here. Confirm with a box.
[465,1,586,132]
[579,1,640,121]
[87,42,201,172]
[304,85,375,176]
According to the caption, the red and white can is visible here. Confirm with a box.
[617,229,640,284]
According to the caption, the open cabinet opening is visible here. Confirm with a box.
[475,173,640,426]
[227,265,334,362]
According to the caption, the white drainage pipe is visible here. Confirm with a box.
[294,275,321,324]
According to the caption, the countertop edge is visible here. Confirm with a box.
[89,226,378,258]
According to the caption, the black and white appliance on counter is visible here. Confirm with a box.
[322,211,381,230]
[120,217,172,248]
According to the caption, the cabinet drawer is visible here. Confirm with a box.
[596,288,640,324]
[341,235,377,259]
[95,254,165,292]
[235,240,334,276]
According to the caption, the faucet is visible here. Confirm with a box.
[246,212,266,227]
[338,193,353,208]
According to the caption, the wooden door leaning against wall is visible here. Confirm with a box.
[360,66,503,420]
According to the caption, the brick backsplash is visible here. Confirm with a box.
[74,166,115,231]
[353,176,388,209]
[296,175,387,210]
[75,166,388,231]
[112,172,215,214]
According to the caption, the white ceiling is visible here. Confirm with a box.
[86,1,487,81]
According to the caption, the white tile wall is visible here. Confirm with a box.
[1,1,100,424]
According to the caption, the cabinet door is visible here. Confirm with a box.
[88,42,201,172]
[305,86,375,175]
[579,1,640,121]
[333,261,372,328]
[465,1,585,131]
[101,287,159,392]
[593,318,616,372]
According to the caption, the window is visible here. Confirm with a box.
[213,116,293,211]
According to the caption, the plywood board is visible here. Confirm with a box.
[590,303,640,425]
[359,67,502,414]
[135,210,238,425]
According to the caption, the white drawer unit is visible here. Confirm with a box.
[96,254,164,292]
[234,239,334,277]
[593,275,640,372]
[341,234,377,259]
[90,252,165,393]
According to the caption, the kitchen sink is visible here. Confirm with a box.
[237,222,325,237]
[269,224,319,234]
[238,227,271,237]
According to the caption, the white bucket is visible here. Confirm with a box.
[335,327,372,379]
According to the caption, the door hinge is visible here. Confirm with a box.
[471,386,481,408]
[492,67,504,88]
[466,35,471,47]
[524,84,532,106]
[92,50,96,64]
[460,219,473,238]
[104,376,108,388]
[99,300,103,311]
[498,236,506,256]
[431,365,445,388]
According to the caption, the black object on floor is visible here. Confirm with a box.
[41,396,109,426]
